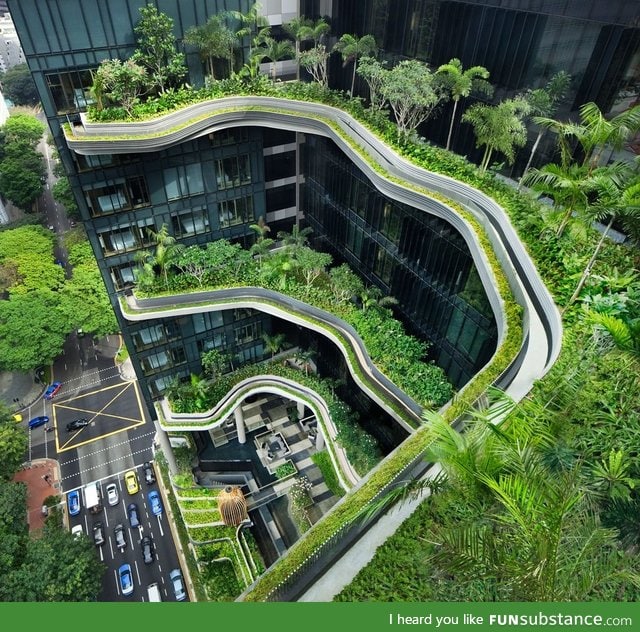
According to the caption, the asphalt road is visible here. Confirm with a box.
[67,465,187,602]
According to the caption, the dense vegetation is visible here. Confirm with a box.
[0,404,105,601]
[136,231,453,411]
[0,225,117,371]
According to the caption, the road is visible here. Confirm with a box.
[68,465,187,602]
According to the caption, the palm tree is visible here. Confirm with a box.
[519,70,571,184]
[520,162,592,237]
[333,33,377,98]
[436,58,493,151]
[255,35,294,80]
[292,349,315,376]
[565,164,640,308]
[227,2,270,66]
[462,97,531,171]
[359,286,398,312]
[184,15,235,80]
[262,331,286,358]
[283,16,311,80]
[139,224,185,289]
[535,101,640,173]
[421,393,640,601]
[277,225,313,251]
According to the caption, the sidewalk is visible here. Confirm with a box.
[0,369,45,415]
[13,458,63,532]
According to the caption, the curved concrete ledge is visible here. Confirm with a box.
[70,96,562,403]
[123,287,422,430]
[155,373,359,489]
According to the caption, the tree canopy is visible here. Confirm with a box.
[0,64,38,106]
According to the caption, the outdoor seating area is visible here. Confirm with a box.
[255,430,291,471]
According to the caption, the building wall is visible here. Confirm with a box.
[303,135,497,387]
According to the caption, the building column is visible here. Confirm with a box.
[297,401,305,420]
[234,405,246,444]
[315,431,325,451]
[152,417,178,476]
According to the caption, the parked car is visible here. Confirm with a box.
[105,483,119,506]
[169,568,186,601]
[124,470,139,495]
[143,461,156,485]
[67,490,80,516]
[141,535,154,564]
[44,381,62,400]
[28,415,49,429]
[71,524,83,539]
[148,490,163,516]
[114,524,127,551]
[127,503,140,528]
[66,418,89,431]
[118,563,134,596]
[92,521,105,546]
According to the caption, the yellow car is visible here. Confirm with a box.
[124,470,139,495]
[12,413,23,423]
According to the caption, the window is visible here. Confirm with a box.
[210,128,249,146]
[132,325,167,351]
[163,164,204,200]
[266,184,295,213]
[109,263,136,290]
[98,218,155,256]
[84,176,150,216]
[46,69,95,113]
[140,348,186,375]
[234,322,261,345]
[219,196,254,228]
[264,151,295,181]
[215,155,251,190]
[171,208,210,237]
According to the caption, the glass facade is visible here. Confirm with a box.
[303,135,497,387]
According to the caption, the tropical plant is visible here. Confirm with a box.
[356,56,388,112]
[94,58,148,117]
[380,59,446,139]
[254,35,294,80]
[359,286,398,312]
[566,164,640,306]
[201,348,229,380]
[587,311,640,362]
[227,2,270,65]
[131,5,187,94]
[136,224,185,289]
[520,162,592,237]
[462,97,531,171]
[184,15,236,80]
[518,70,571,183]
[436,58,493,151]
[262,331,286,358]
[277,224,313,251]
[333,33,377,98]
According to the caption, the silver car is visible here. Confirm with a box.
[106,483,119,506]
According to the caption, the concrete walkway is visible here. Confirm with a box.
[13,458,63,532]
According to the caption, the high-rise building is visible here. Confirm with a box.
[7,0,635,598]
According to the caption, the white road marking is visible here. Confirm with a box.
[113,569,120,595]
[134,560,141,585]
[108,536,114,560]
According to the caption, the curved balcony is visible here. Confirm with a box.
[80,95,563,406]
[123,286,423,430]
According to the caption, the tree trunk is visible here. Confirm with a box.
[350,60,356,98]
[519,130,544,189]
[564,216,614,310]
[480,146,492,171]
[208,56,215,80]
[555,206,574,238]
[446,99,459,151]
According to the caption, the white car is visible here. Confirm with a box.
[71,524,83,539]
[106,483,119,506]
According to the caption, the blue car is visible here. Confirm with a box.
[28,415,49,429]
[118,563,134,597]
[148,490,163,516]
[44,381,62,400]
[67,490,80,516]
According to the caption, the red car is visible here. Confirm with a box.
[44,381,62,400]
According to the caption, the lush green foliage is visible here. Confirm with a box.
[0,404,27,480]
[137,236,452,410]
[0,64,38,106]
[0,113,45,210]
[311,450,346,497]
